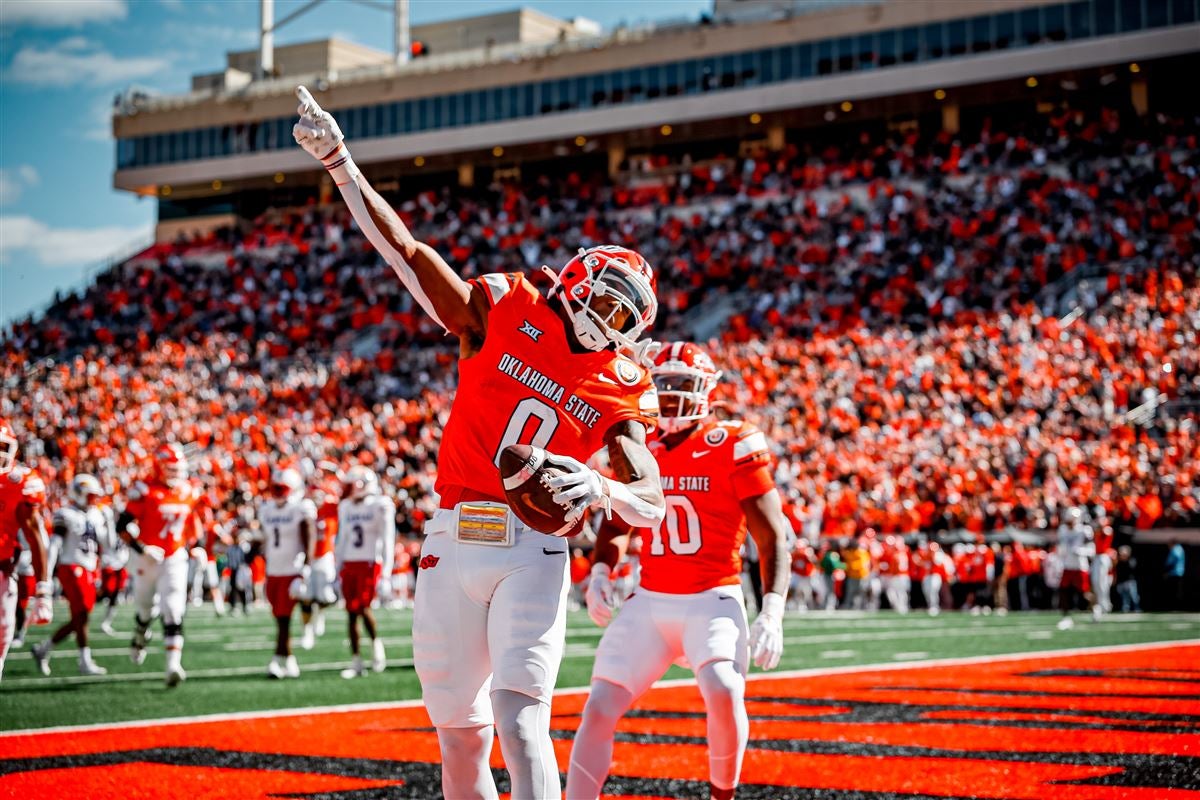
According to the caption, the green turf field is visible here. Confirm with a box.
[2,602,1197,732]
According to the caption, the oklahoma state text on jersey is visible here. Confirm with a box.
[124,480,204,557]
[436,273,659,508]
[0,466,46,563]
[640,419,774,594]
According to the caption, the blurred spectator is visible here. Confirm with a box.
[1115,545,1141,612]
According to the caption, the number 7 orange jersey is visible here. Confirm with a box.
[124,479,204,557]
[639,419,775,594]
[435,273,659,508]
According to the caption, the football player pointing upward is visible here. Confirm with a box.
[295,87,665,800]
[568,342,793,800]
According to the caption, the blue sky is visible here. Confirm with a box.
[0,0,711,327]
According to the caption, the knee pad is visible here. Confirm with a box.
[163,622,183,638]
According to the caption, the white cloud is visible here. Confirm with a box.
[0,165,39,206]
[83,97,115,141]
[4,39,168,88]
[0,215,148,267]
[0,0,126,28]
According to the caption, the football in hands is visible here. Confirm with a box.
[499,444,583,537]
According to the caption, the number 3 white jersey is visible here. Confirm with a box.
[257,497,317,577]
[336,495,396,567]
[52,505,111,572]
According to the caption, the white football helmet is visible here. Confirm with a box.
[270,468,304,503]
[343,465,379,500]
[0,419,17,475]
[69,474,104,508]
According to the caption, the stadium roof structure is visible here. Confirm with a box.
[110,0,1200,231]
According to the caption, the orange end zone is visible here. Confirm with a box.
[3,642,1199,799]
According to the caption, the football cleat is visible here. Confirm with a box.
[79,659,107,676]
[340,656,365,679]
[1057,617,1075,631]
[130,645,147,666]
[372,639,387,673]
[267,658,287,680]
[100,620,116,637]
[300,625,315,651]
[165,665,187,688]
[11,632,24,649]
[31,642,51,676]
[285,655,300,679]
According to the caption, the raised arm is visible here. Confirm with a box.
[293,86,487,340]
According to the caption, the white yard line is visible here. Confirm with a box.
[5,637,1198,737]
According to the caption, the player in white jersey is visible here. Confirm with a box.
[256,469,316,679]
[1055,507,1095,630]
[32,475,110,676]
[335,466,395,678]
[98,504,130,636]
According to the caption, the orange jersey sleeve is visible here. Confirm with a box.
[639,419,775,594]
[0,467,45,561]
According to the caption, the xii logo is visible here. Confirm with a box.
[518,320,542,342]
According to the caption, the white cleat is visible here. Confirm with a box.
[300,626,315,651]
[31,642,51,676]
[165,665,187,688]
[285,655,300,679]
[340,657,365,679]
[372,639,387,673]
[100,620,116,637]
[79,659,107,676]
[1091,605,1103,623]
[267,658,287,680]
[130,645,147,666]
[1056,617,1075,631]
[314,614,325,637]
[11,632,24,649]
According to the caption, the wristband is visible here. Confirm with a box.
[322,143,360,186]
[600,476,665,528]
[35,580,52,597]
[759,592,785,618]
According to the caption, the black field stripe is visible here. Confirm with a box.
[872,685,1200,701]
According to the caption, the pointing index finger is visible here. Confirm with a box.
[295,85,318,115]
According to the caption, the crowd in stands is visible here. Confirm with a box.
[2,106,1197,593]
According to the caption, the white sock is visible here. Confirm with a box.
[566,679,636,800]
[80,646,92,662]
[436,724,499,800]
[492,689,560,800]
[164,635,183,671]
[697,660,748,792]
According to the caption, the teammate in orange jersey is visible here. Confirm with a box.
[295,88,665,800]
[788,538,821,612]
[878,535,912,613]
[0,419,53,681]
[116,443,205,687]
[567,342,792,800]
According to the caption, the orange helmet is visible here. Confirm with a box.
[0,419,16,475]
[652,342,721,434]
[545,245,657,352]
[153,443,189,487]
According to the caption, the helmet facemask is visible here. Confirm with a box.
[653,360,720,435]
[0,424,16,475]
[546,247,657,353]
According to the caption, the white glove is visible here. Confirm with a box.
[293,86,345,162]
[289,575,311,601]
[32,582,54,626]
[376,578,393,601]
[142,545,165,564]
[190,546,207,562]
[545,455,610,523]
[748,592,785,670]
[585,563,619,627]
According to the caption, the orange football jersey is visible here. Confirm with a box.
[436,273,659,507]
[0,466,46,562]
[124,479,203,557]
[639,419,774,594]
[313,499,339,558]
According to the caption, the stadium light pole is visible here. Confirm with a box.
[260,0,276,79]
[395,0,410,65]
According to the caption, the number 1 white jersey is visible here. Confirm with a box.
[336,495,396,565]
[52,505,111,572]
[257,497,317,577]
